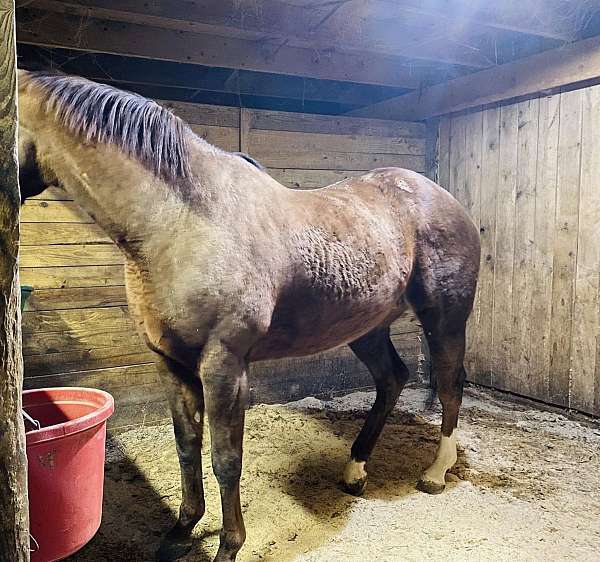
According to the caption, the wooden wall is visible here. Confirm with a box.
[438,86,600,416]
[21,102,426,431]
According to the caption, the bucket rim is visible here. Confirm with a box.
[23,387,115,445]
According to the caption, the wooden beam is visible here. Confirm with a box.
[16,7,437,88]
[16,44,407,108]
[350,34,600,120]
[20,0,496,69]
[0,2,30,561]
[386,0,587,41]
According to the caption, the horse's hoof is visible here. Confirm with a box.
[342,476,367,496]
[156,533,193,562]
[213,553,236,562]
[342,459,367,496]
[416,478,446,495]
[213,543,239,562]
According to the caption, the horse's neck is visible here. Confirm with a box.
[34,124,219,246]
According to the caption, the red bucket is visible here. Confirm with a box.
[23,387,114,562]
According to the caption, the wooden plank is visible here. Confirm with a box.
[437,117,451,189]
[159,100,240,128]
[108,399,170,431]
[596,290,600,414]
[20,244,124,267]
[570,85,600,414]
[511,98,540,396]
[350,34,600,120]
[424,118,439,181]
[21,200,93,223]
[24,0,496,69]
[529,94,560,403]
[239,108,251,154]
[23,364,164,406]
[254,151,424,172]
[29,186,71,200]
[491,103,518,390]
[250,331,421,404]
[249,129,425,157]
[549,89,582,407]
[20,222,110,245]
[22,306,133,335]
[189,124,239,152]
[473,106,500,386]
[24,286,127,311]
[24,350,155,378]
[249,109,425,138]
[19,265,124,289]
[268,169,364,189]
[462,111,483,381]
[390,312,421,336]
[23,328,142,355]
[17,7,430,89]
[447,114,466,200]
[394,0,582,41]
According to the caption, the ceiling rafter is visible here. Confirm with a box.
[16,44,408,108]
[17,6,452,89]
[376,0,592,41]
[349,32,600,120]
[20,0,504,68]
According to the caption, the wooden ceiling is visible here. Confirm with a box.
[15,0,600,116]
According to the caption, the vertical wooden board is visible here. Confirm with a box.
[511,98,540,396]
[462,111,483,380]
[239,107,251,154]
[474,106,501,386]
[570,85,600,414]
[448,114,467,200]
[461,111,483,220]
[529,94,560,403]
[596,285,600,413]
[549,89,582,408]
[437,117,451,189]
[491,103,518,390]
[424,118,439,181]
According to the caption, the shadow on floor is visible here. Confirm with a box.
[68,403,469,562]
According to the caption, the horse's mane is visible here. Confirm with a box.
[22,71,192,182]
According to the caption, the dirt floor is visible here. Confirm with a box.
[70,384,600,562]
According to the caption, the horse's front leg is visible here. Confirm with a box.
[156,356,206,561]
[200,339,249,562]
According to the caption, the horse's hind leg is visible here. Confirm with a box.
[408,263,475,494]
[342,326,410,495]
[155,357,206,561]
[416,318,467,494]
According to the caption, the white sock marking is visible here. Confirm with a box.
[343,459,367,485]
[422,429,457,486]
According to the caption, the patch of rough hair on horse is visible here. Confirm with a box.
[361,169,413,194]
[293,227,383,300]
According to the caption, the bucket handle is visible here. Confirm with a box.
[22,409,41,431]
[21,409,41,554]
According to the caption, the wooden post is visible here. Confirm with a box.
[0,1,30,561]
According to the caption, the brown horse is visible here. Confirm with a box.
[17,71,480,562]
